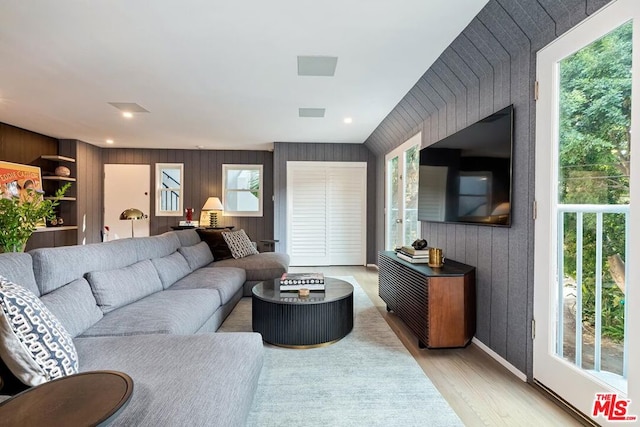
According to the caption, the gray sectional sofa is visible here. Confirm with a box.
[0,229,289,426]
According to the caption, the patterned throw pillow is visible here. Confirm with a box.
[0,275,78,386]
[222,229,259,259]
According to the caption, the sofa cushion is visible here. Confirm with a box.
[74,333,263,426]
[40,278,103,338]
[222,229,259,259]
[30,238,139,295]
[79,289,221,337]
[0,276,78,386]
[169,267,245,305]
[86,260,163,314]
[150,251,192,289]
[0,253,39,296]
[133,232,181,260]
[178,241,214,271]
[196,228,234,260]
[212,252,290,282]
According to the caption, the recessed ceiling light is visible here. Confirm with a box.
[106,139,114,144]
[122,112,133,119]
[344,117,353,124]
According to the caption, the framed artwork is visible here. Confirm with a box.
[0,161,45,227]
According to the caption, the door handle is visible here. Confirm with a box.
[395,219,403,223]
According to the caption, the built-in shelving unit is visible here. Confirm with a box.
[42,176,77,182]
[40,155,76,163]
[33,226,79,233]
[44,196,77,201]
[39,154,77,232]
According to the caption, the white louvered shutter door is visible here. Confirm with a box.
[288,165,329,265]
[327,166,366,265]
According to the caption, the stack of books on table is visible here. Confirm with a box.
[279,273,325,291]
[396,246,430,264]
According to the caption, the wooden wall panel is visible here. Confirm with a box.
[364,0,614,377]
[273,142,377,264]
[0,122,58,166]
[101,149,275,248]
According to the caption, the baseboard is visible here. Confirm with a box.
[472,337,527,382]
[366,263,379,269]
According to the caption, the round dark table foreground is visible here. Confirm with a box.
[0,370,133,427]
[252,277,354,347]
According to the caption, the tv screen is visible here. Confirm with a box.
[417,105,513,227]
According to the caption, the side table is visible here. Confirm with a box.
[259,239,279,252]
[0,370,133,426]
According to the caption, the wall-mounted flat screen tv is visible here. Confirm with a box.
[417,105,513,227]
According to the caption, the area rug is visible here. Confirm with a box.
[219,276,463,426]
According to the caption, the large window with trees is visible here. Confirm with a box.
[534,2,638,417]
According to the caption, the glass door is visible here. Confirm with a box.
[385,133,420,250]
[534,1,639,423]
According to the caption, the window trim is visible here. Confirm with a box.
[222,164,263,217]
[155,163,184,216]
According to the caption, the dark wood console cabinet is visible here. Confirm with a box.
[378,251,476,349]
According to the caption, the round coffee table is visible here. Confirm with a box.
[0,370,133,426]
[252,277,354,347]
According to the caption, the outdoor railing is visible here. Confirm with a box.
[557,204,629,386]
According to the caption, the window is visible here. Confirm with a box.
[156,163,183,216]
[222,164,263,217]
[385,133,420,250]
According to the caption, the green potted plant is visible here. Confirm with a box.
[0,183,71,253]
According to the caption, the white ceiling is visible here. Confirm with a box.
[0,1,488,151]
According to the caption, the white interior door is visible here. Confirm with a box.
[287,162,366,266]
[534,0,640,423]
[104,164,150,239]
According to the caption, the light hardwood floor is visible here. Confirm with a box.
[289,265,586,427]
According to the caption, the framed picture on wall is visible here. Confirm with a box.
[0,161,46,227]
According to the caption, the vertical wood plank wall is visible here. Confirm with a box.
[273,142,377,264]
[0,123,58,166]
[101,149,275,245]
[364,0,613,378]
[61,140,104,245]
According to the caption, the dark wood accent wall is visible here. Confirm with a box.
[59,140,104,245]
[102,149,275,245]
[363,0,613,378]
[0,122,58,167]
[273,142,377,264]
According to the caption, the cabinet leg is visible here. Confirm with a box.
[386,305,391,312]
[418,340,427,349]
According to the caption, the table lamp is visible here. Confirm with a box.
[202,197,224,227]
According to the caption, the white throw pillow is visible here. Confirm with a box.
[222,229,259,259]
[0,275,79,386]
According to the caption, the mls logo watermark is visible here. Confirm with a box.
[592,393,637,422]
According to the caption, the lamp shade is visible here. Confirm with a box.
[119,208,146,220]
[202,197,223,211]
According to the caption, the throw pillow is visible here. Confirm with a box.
[196,228,234,260]
[222,229,259,259]
[0,275,79,386]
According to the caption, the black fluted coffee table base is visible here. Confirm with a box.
[252,277,354,348]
